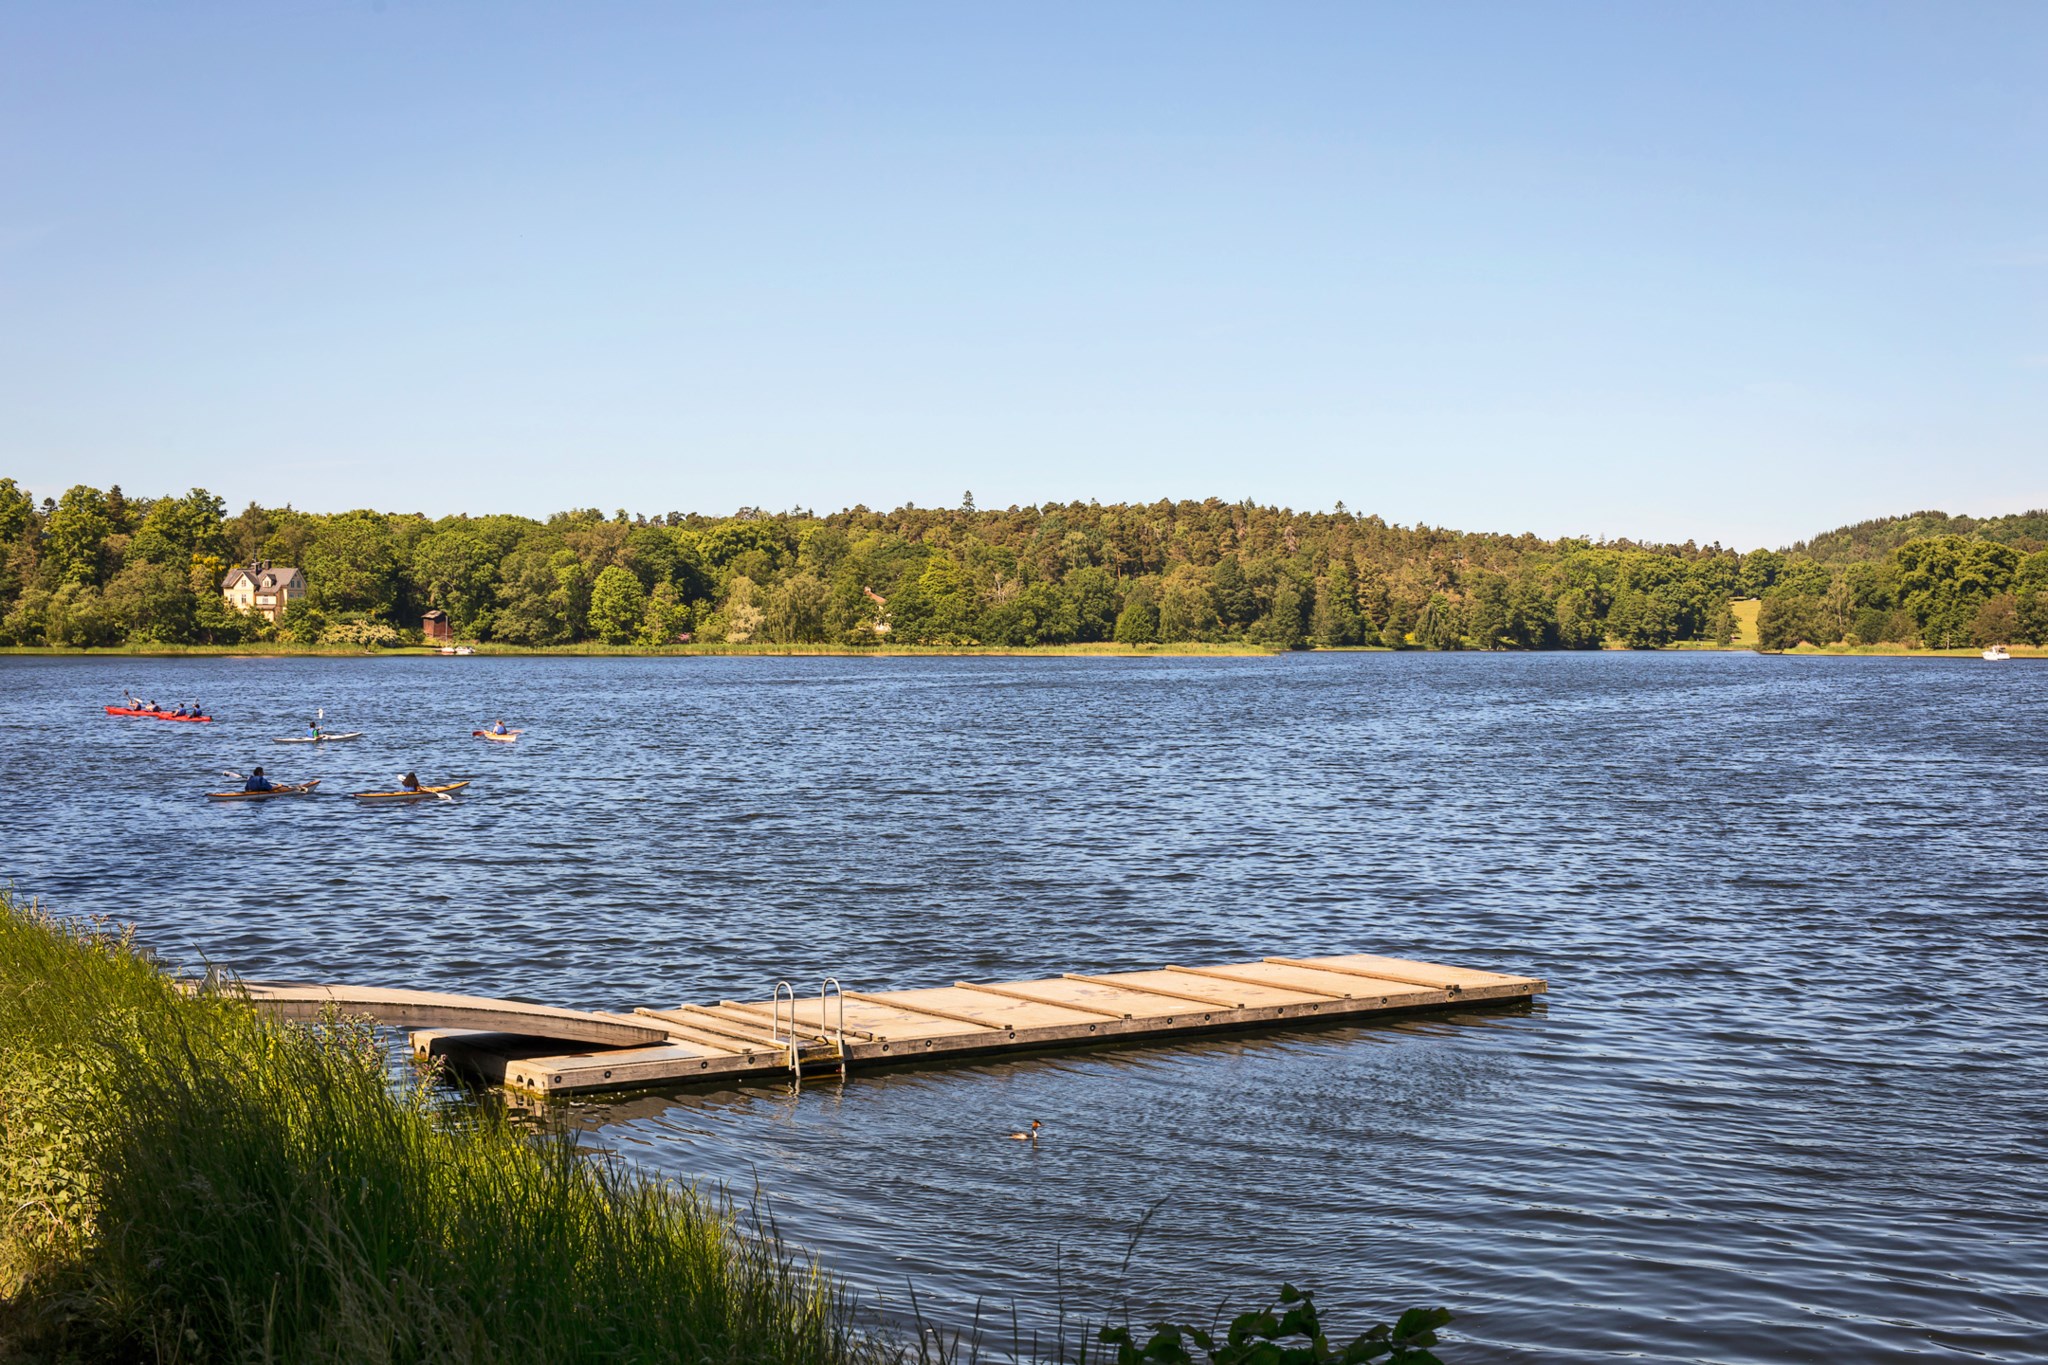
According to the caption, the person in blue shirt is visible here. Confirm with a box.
[490,719,509,735]
[307,719,323,739]
[244,767,274,793]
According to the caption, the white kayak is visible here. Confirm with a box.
[274,732,365,743]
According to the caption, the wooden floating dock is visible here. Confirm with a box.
[243,952,1544,1096]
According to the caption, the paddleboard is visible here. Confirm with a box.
[273,732,364,743]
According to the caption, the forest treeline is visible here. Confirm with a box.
[3,478,2046,651]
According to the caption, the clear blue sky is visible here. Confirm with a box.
[3,3,2043,548]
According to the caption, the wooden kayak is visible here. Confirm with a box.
[206,779,321,801]
[107,706,212,722]
[472,729,521,743]
[273,732,364,743]
[351,781,471,801]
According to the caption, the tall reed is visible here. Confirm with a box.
[0,890,883,1364]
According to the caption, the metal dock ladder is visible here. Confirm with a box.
[771,977,850,1082]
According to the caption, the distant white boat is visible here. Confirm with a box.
[437,645,476,656]
[1983,645,2011,661]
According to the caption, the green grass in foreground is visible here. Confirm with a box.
[0,890,876,1365]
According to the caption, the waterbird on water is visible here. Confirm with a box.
[1008,1120,1041,1142]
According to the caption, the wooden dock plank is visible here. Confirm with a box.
[1062,972,1246,1010]
[952,982,1131,1019]
[1272,954,1546,998]
[411,1030,758,1088]
[502,1043,767,1092]
[866,986,1117,1032]
[1090,968,1339,1010]
[654,1005,788,1045]
[1025,976,1207,1020]
[242,982,670,1047]
[807,997,991,1042]
[1186,960,1442,1002]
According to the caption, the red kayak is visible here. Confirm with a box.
[106,706,213,723]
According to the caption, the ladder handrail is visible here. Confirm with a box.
[771,980,798,1074]
[820,977,848,1077]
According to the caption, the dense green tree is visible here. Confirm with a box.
[1896,536,2018,648]
[1464,572,1515,650]
[1310,571,1365,647]
[1554,587,1604,649]
[43,485,116,586]
[980,582,1079,646]
[1971,594,2020,648]
[1255,573,1308,649]
[715,575,765,643]
[763,572,829,643]
[888,557,980,643]
[41,581,118,646]
[1774,557,1832,598]
[2016,589,2048,646]
[492,545,576,645]
[1,585,50,644]
[0,479,34,545]
[102,561,199,643]
[1818,572,1856,644]
[1706,599,1736,645]
[639,580,692,645]
[1113,581,1160,644]
[1737,549,1783,598]
[303,512,401,618]
[411,529,498,633]
[1414,593,1462,650]
[588,564,649,644]
[1064,565,1119,642]
[1208,557,1258,631]
[1757,592,1826,649]
[1156,565,1218,641]
[1605,588,1677,648]
[127,489,230,571]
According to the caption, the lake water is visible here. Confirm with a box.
[2,651,2043,1363]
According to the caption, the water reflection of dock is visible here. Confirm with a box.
[242,954,1545,1096]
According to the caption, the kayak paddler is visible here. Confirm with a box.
[490,719,509,735]
[244,767,275,793]
[307,719,323,739]
[399,772,421,792]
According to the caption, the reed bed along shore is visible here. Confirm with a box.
[0,890,883,1365]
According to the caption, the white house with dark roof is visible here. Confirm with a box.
[221,561,305,621]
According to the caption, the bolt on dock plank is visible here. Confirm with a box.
[372,952,1546,1096]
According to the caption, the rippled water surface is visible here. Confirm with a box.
[4,652,2044,1362]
